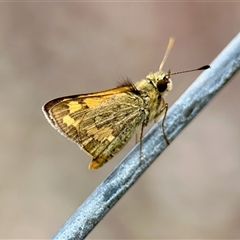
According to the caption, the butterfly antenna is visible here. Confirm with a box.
[159,37,175,71]
[171,65,210,75]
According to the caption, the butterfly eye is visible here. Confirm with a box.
[157,79,168,92]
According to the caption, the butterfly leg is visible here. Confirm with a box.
[161,103,169,145]
[155,99,170,145]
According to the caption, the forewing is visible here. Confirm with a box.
[43,86,145,169]
[43,86,132,143]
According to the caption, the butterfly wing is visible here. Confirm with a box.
[43,86,146,169]
[43,86,132,142]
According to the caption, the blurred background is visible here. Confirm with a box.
[0,2,240,239]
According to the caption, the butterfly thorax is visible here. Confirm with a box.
[134,70,172,123]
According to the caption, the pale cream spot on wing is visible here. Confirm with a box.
[68,101,82,114]
[63,115,75,126]
[107,135,115,142]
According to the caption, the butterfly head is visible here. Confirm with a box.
[156,70,172,97]
[146,70,173,97]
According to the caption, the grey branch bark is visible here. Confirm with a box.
[52,33,240,240]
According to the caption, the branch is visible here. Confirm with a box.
[52,33,240,240]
